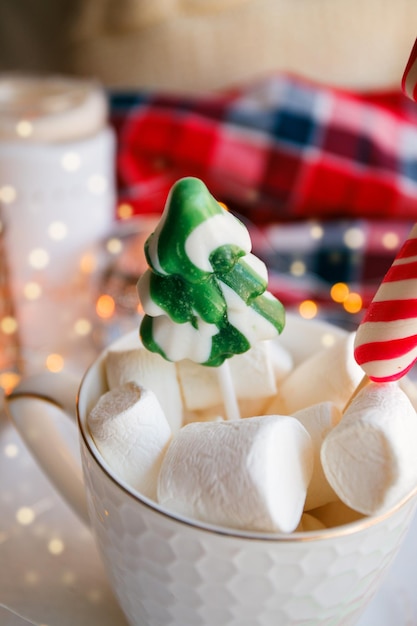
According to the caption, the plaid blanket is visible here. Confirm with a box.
[109,74,417,326]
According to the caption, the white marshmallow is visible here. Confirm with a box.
[321,382,417,515]
[185,396,274,422]
[184,408,224,424]
[269,340,294,382]
[267,333,363,414]
[293,402,342,510]
[400,376,417,412]
[105,347,183,433]
[177,340,278,412]
[88,381,172,500]
[158,414,313,533]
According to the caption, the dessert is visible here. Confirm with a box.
[137,176,285,366]
[321,382,417,515]
[267,332,363,414]
[158,415,313,533]
[354,223,417,382]
[324,222,417,515]
[88,381,171,500]
[87,176,417,534]
[105,335,183,434]
[292,402,341,510]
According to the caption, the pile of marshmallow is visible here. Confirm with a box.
[88,330,417,534]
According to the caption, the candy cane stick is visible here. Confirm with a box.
[354,223,417,382]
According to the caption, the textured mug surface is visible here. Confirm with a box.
[77,316,417,626]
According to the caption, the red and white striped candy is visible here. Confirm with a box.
[354,223,417,382]
[402,38,417,102]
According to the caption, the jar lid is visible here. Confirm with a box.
[0,74,108,143]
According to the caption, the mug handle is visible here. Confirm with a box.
[5,371,90,525]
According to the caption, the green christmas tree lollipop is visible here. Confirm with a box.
[137,177,285,418]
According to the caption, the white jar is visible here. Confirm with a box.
[0,75,116,375]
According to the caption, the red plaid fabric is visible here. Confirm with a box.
[111,74,417,224]
[108,74,417,327]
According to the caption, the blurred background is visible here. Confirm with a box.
[0,0,416,92]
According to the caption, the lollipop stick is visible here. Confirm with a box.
[217,361,241,421]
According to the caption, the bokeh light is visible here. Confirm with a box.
[343,292,363,314]
[106,238,123,255]
[23,281,42,300]
[28,248,50,270]
[74,318,92,336]
[0,316,18,334]
[290,260,306,277]
[330,282,350,303]
[46,353,64,373]
[0,185,17,203]
[382,232,400,250]
[344,227,365,250]
[117,203,134,220]
[299,300,318,319]
[48,221,68,241]
[16,120,33,138]
[96,294,115,319]
[16,506,36,525]
[61,152,80,171]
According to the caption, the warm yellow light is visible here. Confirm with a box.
[74,318,92,336]
[96,294,115,319]
[23,282,42,300]
[46,353,65,373]
[16,120,33,138]
[299,300,318,319]
[79,252,97,274]
[0,371,21,394]
[218,201,229,211]
[0,185,17,204]
[0,316,18,334]
[330,282,350,303]
[321,333,337,348]
[310,224,324,240]
[106,237,123,255]
[290,260,306,277]
[343,292,363,314]
[16,507,36,525]
[382,232,400,250]
[48,538,65,555]
[117,203,134,220]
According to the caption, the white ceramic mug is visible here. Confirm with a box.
[5,315,417,626]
